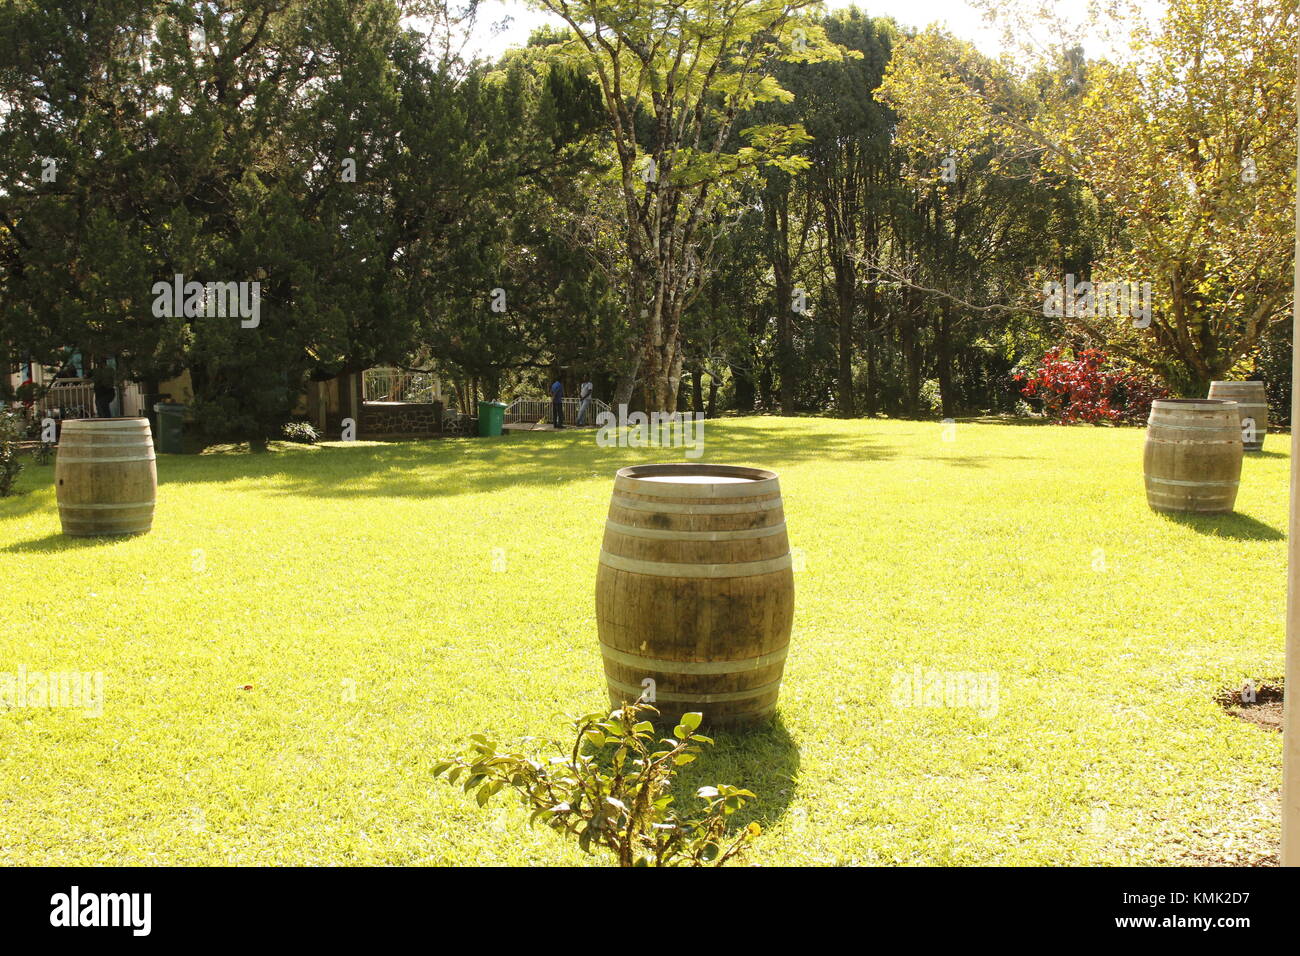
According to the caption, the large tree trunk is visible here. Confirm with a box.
[822,175,859,419]
[732,310,764,413]
[636,290,688,411]
[766,190,796,416]
[611,337,642,408]
[758,363,774,410]
[936,307,955,418]
[900,292,923,416]
[836,267,856,418]
[906,333,922,416]
[667,337,684,410]
[775,294,794,415]
[613,373,636,408]
[733,362,755,412]
[863,280,878,415]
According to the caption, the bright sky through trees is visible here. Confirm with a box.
[459,0,1167,61]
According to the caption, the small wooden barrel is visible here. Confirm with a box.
[595,463,795,728]
[55,418,157,536]
[1143,399,1242,514]
[1208,381,1268,452]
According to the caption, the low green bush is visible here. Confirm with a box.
[281,420,321,444]
[0,409,24,496]
[433,702,761,867]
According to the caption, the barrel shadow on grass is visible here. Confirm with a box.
[670,714,801,833]
[1158,511,1284,541]
[3,531,145,553]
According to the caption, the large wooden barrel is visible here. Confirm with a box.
[1143,399,1242,514]
[595,463,795,728]
[55,418,157,536]
[1207,380,1268,452]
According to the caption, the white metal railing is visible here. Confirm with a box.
[27,379,147,420]
[362,368,441,404]
[504,396,609,427]
[33,380,94,420]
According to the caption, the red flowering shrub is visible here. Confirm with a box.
[1014,347,1169,424]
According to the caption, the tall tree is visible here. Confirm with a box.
[791,8,895,417]
[530,0,838,410]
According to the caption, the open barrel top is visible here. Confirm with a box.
[615,463,777,482]
[613,463,781,500]
[638,474,752,484]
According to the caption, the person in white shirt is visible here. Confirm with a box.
[577,380,594,426]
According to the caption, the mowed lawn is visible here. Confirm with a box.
[0,416,1286,866]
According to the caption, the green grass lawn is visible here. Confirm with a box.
[0,416,1286,865]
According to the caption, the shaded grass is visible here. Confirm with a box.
[0,417,1285,865]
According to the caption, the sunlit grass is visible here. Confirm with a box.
[0,416,1285,864]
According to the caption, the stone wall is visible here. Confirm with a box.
[358,401,442,439]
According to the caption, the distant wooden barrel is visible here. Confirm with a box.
[55,418,157,536]
[1208,381,1268,452]
[1143,399,1242,514]
[595,463,795,728]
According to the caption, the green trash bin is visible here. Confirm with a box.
[477,400,507,437]
[152,402,186,454]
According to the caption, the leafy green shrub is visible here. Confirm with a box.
[23,413,53,464]
[280,420,320,444]
[0,409,25,496]
[433,702,761,866]
[919,378,943,415]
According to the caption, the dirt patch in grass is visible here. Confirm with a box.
[1153,679,1287,866]
[1216,678,1284,732]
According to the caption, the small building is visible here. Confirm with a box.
[307,368,447,440]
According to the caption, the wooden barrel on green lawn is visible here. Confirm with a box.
[55,418,157,536]
[1143,399,1242,514]
[595,463,795,728]
[1207,381,1268,452]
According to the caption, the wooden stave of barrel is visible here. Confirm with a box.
[54,418,158,536]
[1207,380,1268,452]
[1143,399,1242,514]
[595,463,795,729]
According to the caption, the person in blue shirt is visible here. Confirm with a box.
[550,378,564,428]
